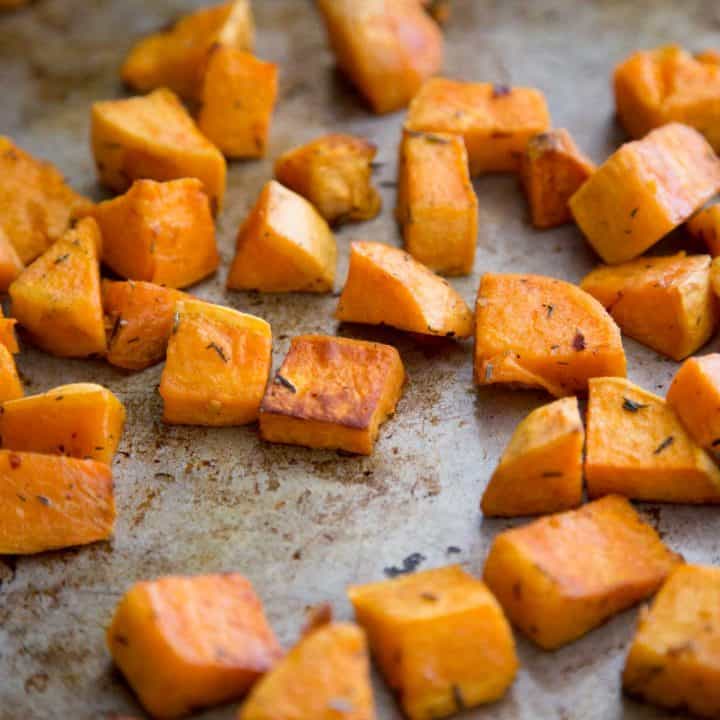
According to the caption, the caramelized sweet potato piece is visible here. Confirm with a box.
[227,180,337,293]
[0,450,115,554]
[274,134,381,226]
[480,396,584,517]
[474,273,626,397]
[91,89,226,213]
[259,334,404,455]
[9,217,106,357]
[0,228,23,291]
[687,204,720,256]
[0,308,19,354]
[483,495,681,650]
[569,123,720,264]
[405,78,551,175]
[108,573,281,719]
[396,130,477,275]
[0,345,23,402]
[348,565,518,719]
[585,377,720,503]
[581,252,717,361]
[160,299,272,426]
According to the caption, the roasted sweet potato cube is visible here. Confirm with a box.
[581,252,717,361]
[687,204,720,256]
[623,564,720,717]
[483,495,681,650]
[348,565,518,720]
[481,396,583,517]
[274,134,381,226]
[259,334,404,455]
[9,217,106,358]
[405,78,551,175]
[159,299,272,426]
[0,345,23,402]
[107,573,281,719]
[336,241,473,338]
[0,307,19,355]
[585,377,720,503]
[91,89,226,213]
[227,180,337,293]
[569,123,720,264]
[0,228,23,291]
[474,273,626,397]
[396,130,477,275]
[0,383,125,464]
[0,450,115,554]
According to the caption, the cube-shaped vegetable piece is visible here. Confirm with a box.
[569,123,720,265]
[91,89,227,213]
[227,180,337,293]
[585,377,720,503]
[87,178,219,289]
[687,205,720,256]
[121,0,254,99]
[474,273,626,397]
[160,299,272,426]
[396,130,477,275]
[9,217,106,358]
[316,0,442,114]
[0,228,23,291]
[0,136,92,264]
[481,396,584,517]
[405,78,551,175]
[348,565,518,720]
[259,334,404,456]
[107,573,281,719]
[623,564,720,717]
[0,308,19,354]
[197,46,278,158]
[103,280,187,371]
[0,383,125,464]
[336,242,473,338]
[483,495,681,650]
[581,253,717,361]
[0,345,23,403]
[0,450,115,554]
[274,134,381,226]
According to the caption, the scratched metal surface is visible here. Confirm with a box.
[1,0,720,718]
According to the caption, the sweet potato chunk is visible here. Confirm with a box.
[336,241,473,338]
[569,123,720,264]
[227,180,337,293]
[0,228,23,291]
[480,396,584,517]
[687,204,720,256]
[581,252,717,361]
[316,0,442,114]
[405,78,551,175]
[0,307,19,355]
[474,273,626,397]
[107,573,281,719]
[274,134,381,226]
[483,495,681,650]
[160,299,272,426]
[623,564,720,717]
[348,565,518,719]
[0,383,125,464]
[0,345,23,402]
[0,450,115,554]
[585,377,720,503]
[9,217,106,358]
[91,88,226,213]
[396,130,477,275]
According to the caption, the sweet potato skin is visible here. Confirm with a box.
[687,205,720,256]
[0,344,23,402]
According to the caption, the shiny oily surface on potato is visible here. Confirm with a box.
[2,1,720,719]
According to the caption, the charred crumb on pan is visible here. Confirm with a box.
[383,552,426,578]
[446,545,462,555]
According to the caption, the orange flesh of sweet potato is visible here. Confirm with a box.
[405,78,551,175]
[0,227,23,291]
[107,573,281,719]
[259,334,405,455]
[0,344,23,402]
[159,299,272,426]
[396,130,477,275]
[0,450,115,554]
[483,495,682,650]
[348,565,518,720]
[581,252,718,361]
[0,383,126,464]
[687,204,720,256]
[569,123,720,264]
[480,396,584,517]
[0,308,20,354]
[336,241,473,338]
[585,377,720,503]
[474,273,626,397]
